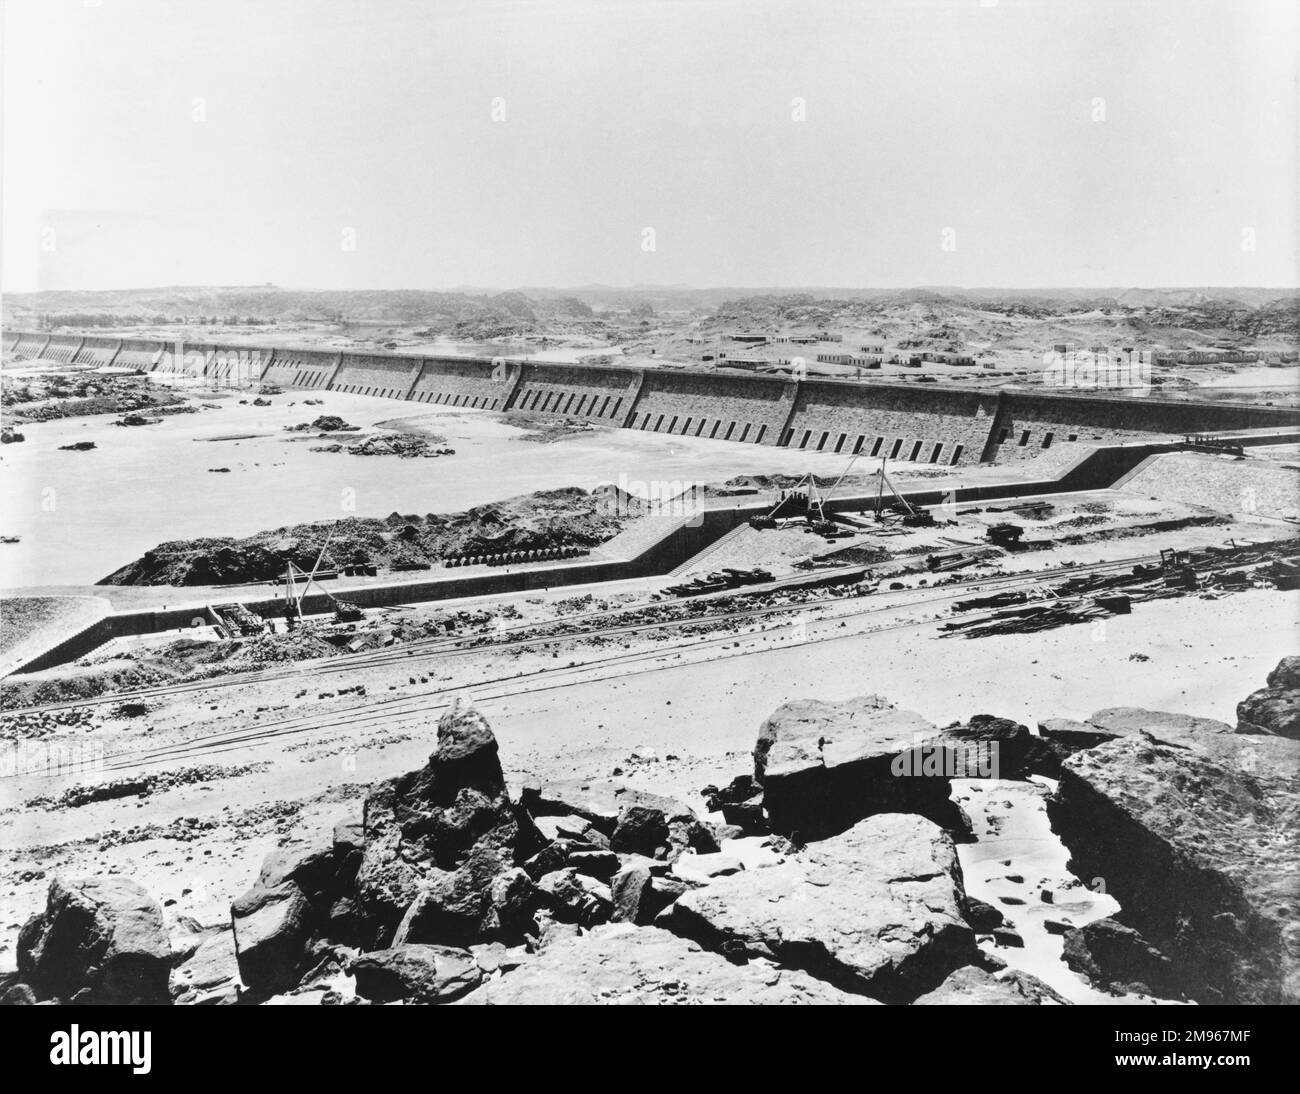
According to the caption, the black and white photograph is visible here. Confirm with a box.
[0,0,1296,1052]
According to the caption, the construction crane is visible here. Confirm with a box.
[281,522,363,627]
[871,458,934,525]
[750,449,865,531]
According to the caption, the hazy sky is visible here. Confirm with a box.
[3,0,1297,291]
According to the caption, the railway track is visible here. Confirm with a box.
[0,548,1208,780]
[1,552,1164,720]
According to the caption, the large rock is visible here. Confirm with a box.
[912,965,1070,1005]
[355,704,543,943]
[349,943,482,1003]
[171,929,240,1002]
[458,925,876,1005]
[1237,656,1300,739]
[392,849,537,947]
[17,877,171,1004]
[1049,718,1299,1004]
[753,695,966,838]
[663,813,978,1002]
[1061,918,1177,997]
[523,777,715,860]
[231,881,313,995]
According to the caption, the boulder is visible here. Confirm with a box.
[18,877,171,1004]
[525,778,715,861]
[349,944,482,1003]
[1081,707,1236,744]
[944,715,1059,777]
[961,895,1005,933]
[663,813,978,1002]
[1061,918,1177,997]
[231,880,312,995]
[391,846,533,947]
[1049,721,1299,1004]
[1237,655,1300,739]
[671,853,744,884]
[912,965,1070,1005]
[752,695,965,838]
[458,924,877,1005]
[536,868,613,927]
[171,929,240,1000]
[355,704,543,943]
[610,865,655,924]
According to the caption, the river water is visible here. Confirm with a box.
[0,388,863,588]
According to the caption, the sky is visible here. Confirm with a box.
[2,0,1297,291]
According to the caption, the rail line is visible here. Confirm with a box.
[1,552,1164,720]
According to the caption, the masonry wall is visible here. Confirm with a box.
[511,363,638,422]
[627,371,792,445]
[115,339,167,369]
[783,381,998,466]
[72,336,121,366]
[41,336,84,364]
[988,392,1300,462]
[262,348,339,390]
[8,330,1299,462]
[408,358,516,409]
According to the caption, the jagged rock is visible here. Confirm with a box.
[567,850,619,880]
[535,814,605,845]
[912,966,1070,1005]
[333,818,364,887]
[392,846,534,947]
[231,880,312,995]
[663,813,977,1002]
[521,841,570,880]
[18,877,171,1004]
[536,868,613,927]
[944,715,1059,777]
[458,925,878,1005]
[1237,656,1300,739]
[521,779,710,849]
[610,804,670,856]
[1049,720,1299,1004]
[171,929,239,999]
[992,925,1024,948]
[1081,707,1236,743]
[355,705,543,943]
[752,695,964,838]
[961,895,1005,932]
[534,914,582,950]
[1061,918,1177,997]
[349,944,482,1003]
[610,865,654,924]
[1,982,37,1005]
[701,775,766,832]
[671,853,744,884]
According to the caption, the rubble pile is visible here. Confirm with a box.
[6,658,1294,1005]
[942,537,1299,639]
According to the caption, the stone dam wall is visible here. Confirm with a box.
[8,331,1299,466]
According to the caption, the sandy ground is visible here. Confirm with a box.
[1,566,1293,986]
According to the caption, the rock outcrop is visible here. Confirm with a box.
[912,965,1070,1005]
[748,697,1060,839]
[1060,918,1177,998]
[1048,691,1299,1005]
[457,924,876,1005]
[1237,655,1300,739]
[354,703,545,945]
[751,695,964,838]
[663,813,978,1002]
[17,877,171,1004]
